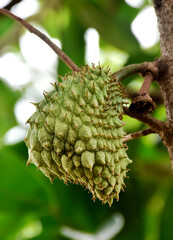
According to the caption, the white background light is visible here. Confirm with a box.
[12,0,40,19]
[4,126,26,145]
[19,29,61,71]
[131,7,159,48]
[0,0,11,8]
[84,28,100,65]
[0,53,31,88]
[125,0,144,8]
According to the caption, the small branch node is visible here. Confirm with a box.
[129,94,156,114]
[129,71,156,114]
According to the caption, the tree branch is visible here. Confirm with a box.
[127,90,163,105]
[123,106,166,135]
[153,0,173,57]
[123,129,156,142]
[129,71,156,114]
[153,1,173,172]
[139,71,154,95]
[112,61,159,82]
[0,8,81,72]
[3,0,23,10]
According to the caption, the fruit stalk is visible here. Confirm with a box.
[129,71,156,114]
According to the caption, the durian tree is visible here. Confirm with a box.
[0,0,172,240]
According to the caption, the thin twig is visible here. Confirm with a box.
[123,129,156,142]
[123,106,166,135]
[0,8,81,72]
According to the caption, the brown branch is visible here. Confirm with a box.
[123,129,156,142]
[0,8,80,72]
[127,90,163,105]
[154,2,173,172]
[139,71,154,95]
[3,0,23,10]
[112,61,159,82]
[129,71,156,114]
[123,106,166,135]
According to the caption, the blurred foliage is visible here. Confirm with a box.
[0,0,172,240]
[0,80,21,140]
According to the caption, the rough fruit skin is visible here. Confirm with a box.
[25,65,132,206]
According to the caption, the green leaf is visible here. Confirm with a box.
[0,145,59,212]
[66,0,140,55]
[160,187,173,240]
[58,12,86,76]
[0,17,14,37]
[0,80,21,139]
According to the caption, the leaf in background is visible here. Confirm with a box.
[41,5,70,39]
[66,0,139,55]
[0,144,59,239]
[0,16,14,37]
[0,80,21,139]
[58,11,86,76]
[140,181,172,240]
[0,146,59,208]
[159,187,173,240]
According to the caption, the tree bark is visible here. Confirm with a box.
[154,0,173,171]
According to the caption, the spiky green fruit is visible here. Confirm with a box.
[25,65,132,206]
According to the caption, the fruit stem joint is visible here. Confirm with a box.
[129,65,159,114]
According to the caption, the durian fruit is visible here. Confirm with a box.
[25,64,132,206]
